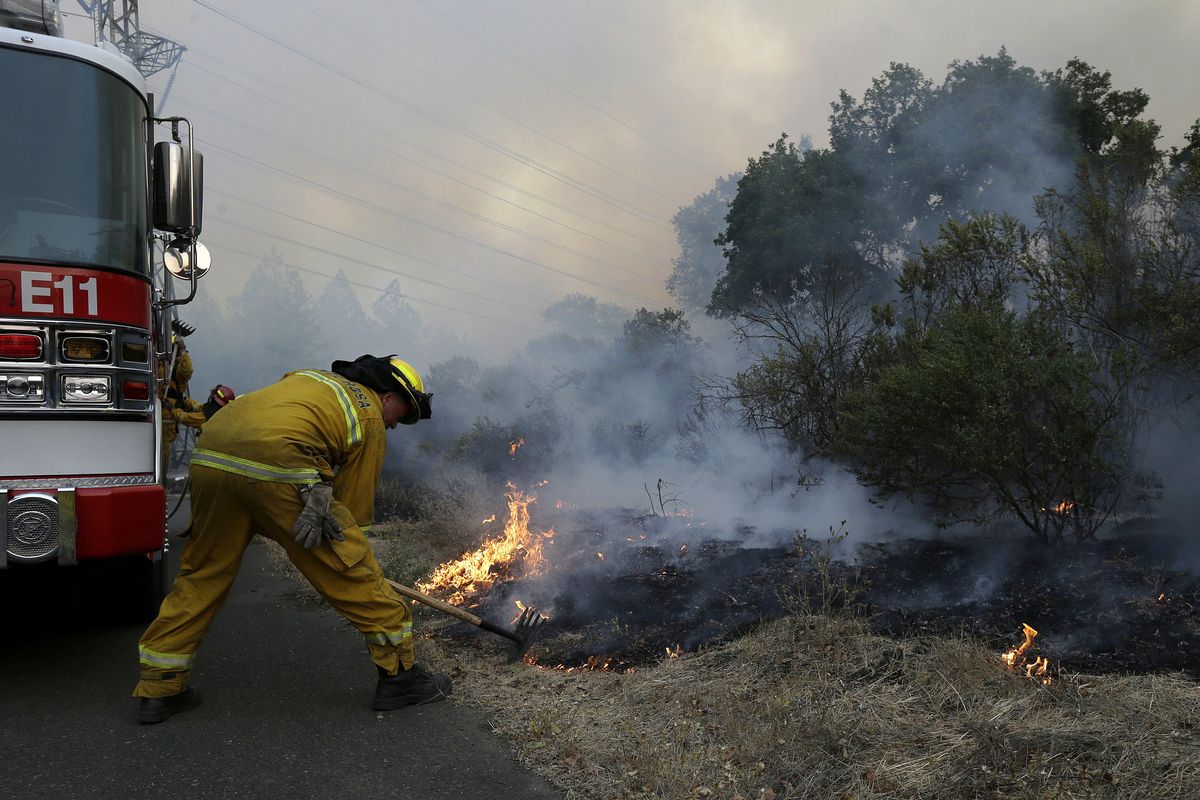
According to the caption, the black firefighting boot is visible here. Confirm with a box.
[373,664,453,710]
[137,688,202,724]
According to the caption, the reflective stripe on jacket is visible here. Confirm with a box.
[189,370,387,529]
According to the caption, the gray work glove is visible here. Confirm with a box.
[293,483,345,549]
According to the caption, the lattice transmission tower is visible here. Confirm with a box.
[75,1,185,79]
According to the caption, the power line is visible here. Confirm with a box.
[409,0,721,180]
[196,137,664,306]
[290,0,681,206]
[206,210,541,315]
[171,92,665,285]
[205,185,547,307]
[185,0,673,232]
[175,53,676,260]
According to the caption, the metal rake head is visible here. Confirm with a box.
[507,605,548,662]
[172,319,196,338]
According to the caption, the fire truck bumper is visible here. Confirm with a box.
[0,483,166,568]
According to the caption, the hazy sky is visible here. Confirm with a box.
[63,1,1200,357]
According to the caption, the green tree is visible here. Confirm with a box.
[666,173,739,314]
[712,137,882,314]
[712,268,874,453]
[542,293,627,340]
[837,303,1125,542]
[713,51,1110,318]
[894,213,1029,335]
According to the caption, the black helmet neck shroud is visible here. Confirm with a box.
[330,354,431,423]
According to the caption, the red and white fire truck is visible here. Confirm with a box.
[1,2,208,618]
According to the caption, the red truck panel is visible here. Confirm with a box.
[0,263,151,328]
[76,484,165,558]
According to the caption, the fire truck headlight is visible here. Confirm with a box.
[62,375,111,403]
[0,373,45,401]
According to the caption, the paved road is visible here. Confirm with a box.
[0,509,563,800]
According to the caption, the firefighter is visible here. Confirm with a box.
[132,354,449,724]
[161,328,204,465]
[172,383,238,430]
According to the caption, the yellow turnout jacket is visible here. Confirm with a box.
[191,370,387,532]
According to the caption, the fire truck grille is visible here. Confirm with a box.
[6,495,60,562]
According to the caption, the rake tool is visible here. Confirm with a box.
[385,578,547,662]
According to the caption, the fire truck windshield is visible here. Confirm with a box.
[0,44,149,275]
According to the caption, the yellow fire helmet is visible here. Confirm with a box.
[388,357,432,424]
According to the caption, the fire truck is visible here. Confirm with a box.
[0,2,208,619]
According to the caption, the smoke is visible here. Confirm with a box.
[1128,401,1200,568]
[174,51,1197,570]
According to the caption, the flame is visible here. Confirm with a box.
[1001,623,1038,667]
[665,643,682,658]
[417,482,554,604]
[595,552,605,561]
[482,514,496,525]
[1001,622,1053,685]
[512,599,550,624]
[527,654,628,673]
[508,437,525,457]
[1050,500,1075,514]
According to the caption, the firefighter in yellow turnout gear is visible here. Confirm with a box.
[162,345,205,461]
[133,355,450,724]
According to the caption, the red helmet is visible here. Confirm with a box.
[208,384,236,407]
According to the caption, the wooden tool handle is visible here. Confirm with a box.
[386,578,483,626]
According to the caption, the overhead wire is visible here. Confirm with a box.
[195,137,664,306]
[169,91,666,285]
[288,0,681,205]
[408,0,721,180]
[205,185,549,305]
[204,206,544,315]
[184,0,673,232]
[174,53,675,260]
[209,240,554,335]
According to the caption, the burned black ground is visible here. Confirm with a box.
[435,510,1200,677]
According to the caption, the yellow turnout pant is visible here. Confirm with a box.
[133,465,413,698]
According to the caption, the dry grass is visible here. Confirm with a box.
[415,614,1199,800]
[263,487,1200,800]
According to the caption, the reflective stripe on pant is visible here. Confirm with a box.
[133,465,414,699]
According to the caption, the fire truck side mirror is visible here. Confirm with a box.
[153,142,204,237]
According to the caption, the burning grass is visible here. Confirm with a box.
[419,616,1199,800]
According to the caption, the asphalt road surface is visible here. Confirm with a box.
[0,504,564,800]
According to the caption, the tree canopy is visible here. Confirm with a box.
[700,50,1200,540]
